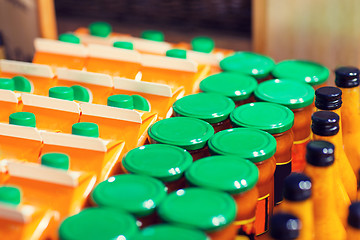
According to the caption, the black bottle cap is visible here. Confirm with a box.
[315,87,342,110]
[335,66,360,88]
[348,202,360,229]
[306,140,335,167]
[270,213,300,240]
[283,173,312,202]
[311,111,339,136]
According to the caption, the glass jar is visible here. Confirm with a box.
[230,102,294,205]
[148,117,214,161]
[186,155,259,240]
[199,72,257,107]
[158,188,237,240]
[271,60,330,90]
[219,52,275,83]
[122,144,193,192]
[254,79,315,172]
[91,174,167,228]
[172,93,235,133]
[208,128,277,236]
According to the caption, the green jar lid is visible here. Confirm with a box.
[220,52,275,79]
[72,122,99,138]
[107,94,134,109]
[113,41,134,50]
[230,102,294,134]
[208,128,277,163]
[59,207,139,240]
[9,112,36,127]
[59,33,81,44]
[141,30,164,42]
[123,144,193,182]
[191,36,215,53]
[70,85,90,102]
[186,155,258,194]
[12,76,32,92]
[254,79,315,109]
[186,155,259,194]
[199,72,258,101]
[91,174,167,217]
[0,186,21,206]
[88,21,112,38]
[272,60,330,86]
[0,78,15,90]
[137,224,209,240]
[166,49,187,59]
[173,93,235,124]
[148,117,214,151]
[41,153,70,170]
[49,86,74,101]
[158,188,236,231]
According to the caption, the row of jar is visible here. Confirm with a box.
[55,140,360,240]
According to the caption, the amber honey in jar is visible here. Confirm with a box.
[208,128,277,236]
[172,93,235,133]
[185,155,259,240]
[148,117,214,161]
[254,79,315,172]
[230,102,294,205]
[122,144,193,192]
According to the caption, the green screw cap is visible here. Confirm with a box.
[141,30,164,42]
[113,41,134,50]
[254,79,315,109]
[200,72,258,101]
[158,188,236,231]
[123,144,193,182]
[231,102,294,134]
[41,153,70,170]
[191,36,215,53]
[186,155,259,194]
[88,21,112,38]
[49,86,74,101]
[132,95,150,111]
[9,112,36,127]
[59,33,81,44]
[173,93,235,124]
[208,128,277,163]
[91,174,167,217]
[148,117,215,151]
[12,76,32,92]
[220,52,275,79]
[70,85,90,102]
[0,186,21,206]
[72,122,99,138]
[137,224,209,240]
[272,60,330,86]
[59,207,139,240]
[166,49,187,59]
[107,94,134,109]
[0,78,15,91]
